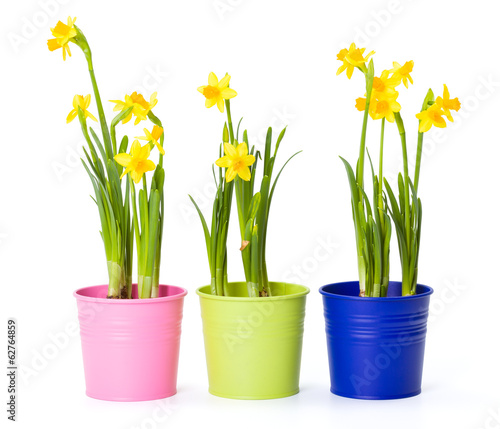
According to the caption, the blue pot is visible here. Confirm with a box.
[319,281,433,400]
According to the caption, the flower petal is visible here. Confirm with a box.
[243,154,255,166]
[142,160,156,172]
[215,156,231,168]
[130,140,141,156]
[208,72,218,87]
[205,97,216,108]
[226,166,237,182]
[238,166,251,181]
[216,97,224,113]
[218,74,231,89]
[139,142,151,159]
[131,170,142,184]
[47,38,60,51]
[86,111,98,122]
[120,165,133,180]
[223,143,237,157]
[236,142,248,157]
[66,109,77,123]
[114,153,132,168]
[83,94,91,109]
[220,88,237,100]
[155,141,165,155]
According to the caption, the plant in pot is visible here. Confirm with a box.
[190,72,309,399]
[48,17,187,401]
[319,43,461,399]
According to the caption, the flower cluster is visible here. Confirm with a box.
[337,43,460,131]
[198,72,255,182]
[49,17,164,185]
[48,16,167,299]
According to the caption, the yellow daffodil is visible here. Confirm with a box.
[435,84,461,122]
[66,94,97,123]
[355,94,400,122]
[415,104,447,133]
[110,92,158,125]
[47,16,77,61]
[370,98,401,122]
[114,140,156,183]
[215,143,255,182]
[372,70,400,99]
[355,97,367,111]
[390,61,414,88]
[336,43,375,79]
[198,72,237,113]
[136,125,165,155]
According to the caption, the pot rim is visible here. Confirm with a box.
[319,280,433,301]
[196,281,310,302]
[74,284,187,304]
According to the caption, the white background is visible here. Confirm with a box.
[1,0,499,428]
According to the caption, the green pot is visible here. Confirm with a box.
[197,281,309,400]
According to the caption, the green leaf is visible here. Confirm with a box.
[189,195,212,264]
[246,192,261,222]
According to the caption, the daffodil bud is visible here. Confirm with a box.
[223,123,229,144]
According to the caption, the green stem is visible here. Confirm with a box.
[394,113,411,253]
[378,118,385,229]
[225,100,235,145]
[357,67,374,196]
[414,131,424,192]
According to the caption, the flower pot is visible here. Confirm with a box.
[74,284,187,401]
[197,281,309,399]
[319,281,433,400]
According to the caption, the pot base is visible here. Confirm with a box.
[331,387,421,400]
[209,388,299,400]
[86,389,177,402]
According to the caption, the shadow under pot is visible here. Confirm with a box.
[319,281,433,400]
[197,281,309,400]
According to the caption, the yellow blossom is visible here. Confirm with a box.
[47,17,77,61]
[435,84,461,122]
[415,104,447,133]
[355,97,367,111]
[114,140,156,183]
[110,92,158,125]
[66,94,97,123]
[355,94,400,122]
[336,43,375,79]
[390,61,414,88]
[215,143,255,182]
[198,72,237,113]
[370,98,401,122]
[372,70,400,99]
[136,125,165,155]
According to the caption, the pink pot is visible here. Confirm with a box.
[74,284,187,401]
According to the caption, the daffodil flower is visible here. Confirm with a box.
[198,72,237,113]
[47,16,77,60]
[370,98,401,122]
[66,94,97,123]
[114,140,156,183]
[355,94,400,122]
[336,43,375,79]
[110,92,158,125]
[415,104,447,133]
[390,61,414,88]
[136,125,165,155]
[372,70,400,99]
[435,84,461,122]
[215,143,255,182]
